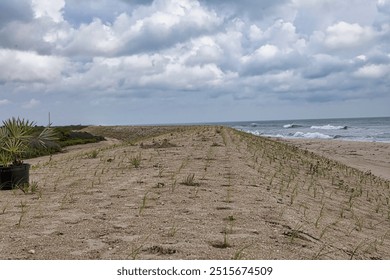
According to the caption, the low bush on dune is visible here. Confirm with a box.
[23,125,105,159]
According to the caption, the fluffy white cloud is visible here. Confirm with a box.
[252,44,279,60]
[354,64,390,78]
[241,41,303,76]
[31,0,65,23]
[0,19,58,54]
[293,0,379,35]
[62,50,229,95]
[248,24,263,42]
[0,0,389,124]
[263,20,302,48]
[245,20,307,58]
[1,0,222,58]
[60,0,221,57]
[0,49,66,82]
[323,21,376,50]
[139,63,226,90]
[61,18,121,56]
[184,36,223,66]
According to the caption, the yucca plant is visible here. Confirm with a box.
[1,117,57,190]
[0,117,57,167]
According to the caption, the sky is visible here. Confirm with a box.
[0,0,389,125]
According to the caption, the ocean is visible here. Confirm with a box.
[223,117,390,143]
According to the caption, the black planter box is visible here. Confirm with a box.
[0,164,30,190]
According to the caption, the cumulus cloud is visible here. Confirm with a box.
[241,43,304,76]
[60,0,222,57]
[0,19,61,54]
[32,0,65,23]
[323,21,376,50]
[0,49,66,83]
[293,0,380,43]
[184,36,223,66]
[354,64,390,78]
[0,0,389,123]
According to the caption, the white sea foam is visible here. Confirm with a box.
[293,132,333,139]
[310,125,347,130]
[246,130,262,136]
[230,117,390,143]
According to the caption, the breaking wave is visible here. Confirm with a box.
[292,132,333,139]
[283,124,303,128]
[310,125,347,130]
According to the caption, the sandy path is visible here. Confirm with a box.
[0,126,389,260]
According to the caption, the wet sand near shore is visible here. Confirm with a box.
[0,126,389,260]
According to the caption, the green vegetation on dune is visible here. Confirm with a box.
[24,125,105,159]
[55,126,105,147]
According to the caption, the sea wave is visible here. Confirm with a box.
[310,124,347,130]
[292,132,333,139]
[245,130,262,136]
[283,124,303,128]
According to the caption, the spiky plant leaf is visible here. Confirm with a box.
[0,117,58,166]
[37,126,58,146]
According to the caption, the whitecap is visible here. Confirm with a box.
[283,124,302,128]
[246,130,262,136]
[293,132,333,139]
[310,124,347,130]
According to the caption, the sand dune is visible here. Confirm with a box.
[0,126,389,260]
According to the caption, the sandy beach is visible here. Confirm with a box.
[281,138,390,181]
[0,126,389,260]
